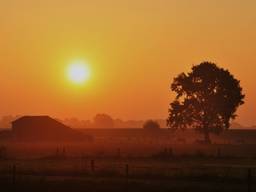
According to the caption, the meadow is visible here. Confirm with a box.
[0,156,255,192]
[1,129,256,192]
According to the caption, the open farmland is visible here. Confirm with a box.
[1,128,256,192]
[0,157,255,192]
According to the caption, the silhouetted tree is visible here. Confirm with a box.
[93,114,114,128]
[167,62,245,143]
[143,120,160,130]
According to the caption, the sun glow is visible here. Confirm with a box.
[67,61,91,84]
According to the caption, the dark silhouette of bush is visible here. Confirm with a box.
[93,114,114,128]
[143,120,160,130]
[167,62,245,144]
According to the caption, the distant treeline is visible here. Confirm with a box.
[62,114,167,129]
[0,114,166,129]
[0,114,253,129]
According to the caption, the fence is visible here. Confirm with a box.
[0,159,254,192]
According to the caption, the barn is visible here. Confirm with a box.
[11,116,93,142]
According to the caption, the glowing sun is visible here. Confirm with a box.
[67,61,90,84]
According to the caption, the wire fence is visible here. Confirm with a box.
[0,160,255,181]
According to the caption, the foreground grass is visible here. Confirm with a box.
[0,175,250,192]
[0,157,255,192]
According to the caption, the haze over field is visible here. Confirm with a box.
[0,0,256,126]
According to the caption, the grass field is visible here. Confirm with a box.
[0,157,255,192]
[1,129,256,192]
[0,175,250,192]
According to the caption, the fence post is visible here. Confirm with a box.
[91,160,95,173]
[117,148,121,158]
[12,164,16,185]
[56,147,59,157]
[169,148,173,157]
[125,164,129,177]
[217,148,221,158]
[62,147,66,158]
[248,168,252,192]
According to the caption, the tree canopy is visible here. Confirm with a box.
[167,62,245,143]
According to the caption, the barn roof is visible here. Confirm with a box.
[10,116,93,142]
[12,116,68,127]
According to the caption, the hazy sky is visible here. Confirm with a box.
[0,0,255,125]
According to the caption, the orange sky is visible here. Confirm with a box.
[0,0,255,126]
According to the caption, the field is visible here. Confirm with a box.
[0,157,255,192]
[1,129,256,191]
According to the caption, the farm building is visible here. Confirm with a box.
[10,116,93,142]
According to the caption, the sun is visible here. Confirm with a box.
[67,61,90,84]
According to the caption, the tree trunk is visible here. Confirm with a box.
[204,130,211,144]
[203,116,211,144]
